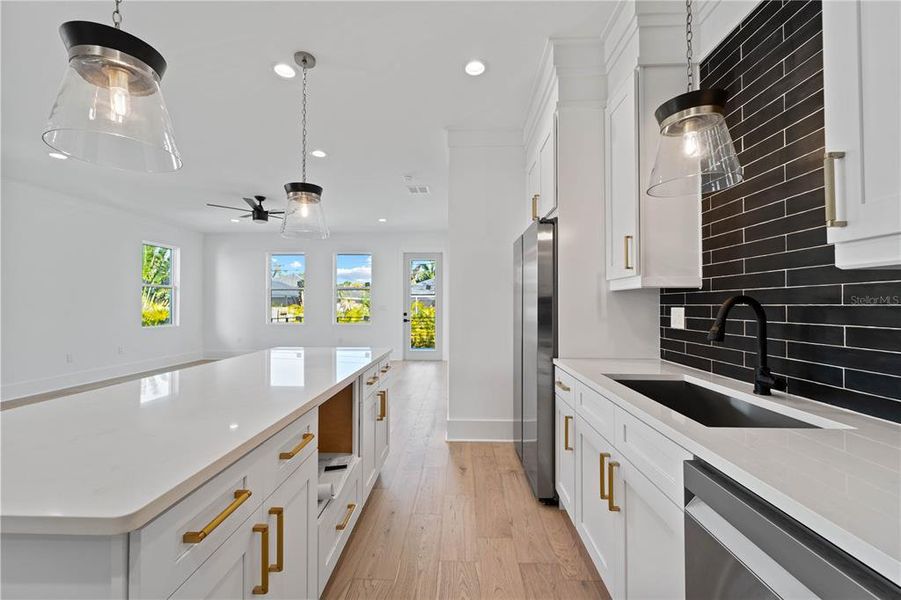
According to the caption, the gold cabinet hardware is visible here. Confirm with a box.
[824,151,847,227]
[336,503,357,531]
[268,507,284,573]
[599,453,610,499]
[607,461,621,512]
[555,380,571,392]
[366,375,379,386]
[563,416,573,451]
[252,523,269,595]
[279,432,315,460]
[381,364,391,373]
[624,235,634,269]
[531,194,540,221]
[182,489,252,543]
[377,390,388,421]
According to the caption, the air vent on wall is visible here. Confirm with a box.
[406,185,431,196]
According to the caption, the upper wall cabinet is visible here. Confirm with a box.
[823,0,901,269]
[527,116,557,220]
[605,66,702,291]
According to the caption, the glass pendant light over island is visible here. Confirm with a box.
[646,0,742,197]
[42,0,181,172]
[282,51,328,239]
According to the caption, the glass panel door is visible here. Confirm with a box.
[403,253,442,360]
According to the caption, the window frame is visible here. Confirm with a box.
[141,241,179,328]
[266,252,307,326]
[334,252,373,325]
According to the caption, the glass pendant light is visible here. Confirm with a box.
[42,0,181,172]
[282,52,329,239]
[647,0,742,197]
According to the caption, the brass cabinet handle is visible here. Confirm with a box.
[183,489,252,543]
[824,151,847,227]
[252,523,269,595]
[607,461,621,512]
[366,375,379,386]
[531,194,540,221]
[268,507,284,573]
[599,453,610,499]
[336,503,357,531]
[563,416,573,451]
[377,390,387,421]
[279,432,315,460]
[381,364,391,373]
[555,380,571,392]
[624,235,634,269]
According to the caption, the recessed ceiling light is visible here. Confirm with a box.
[230,218,241,223]
[310,149,327,158]
[378,218,387,223]
[273,63,296,79]
[48,152,68,160]
[464,60,486,76]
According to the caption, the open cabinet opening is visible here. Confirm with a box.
[317,383,358,517]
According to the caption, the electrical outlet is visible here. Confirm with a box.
[670,307,686,329]
[65,353,74,364]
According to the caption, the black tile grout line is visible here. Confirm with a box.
[737,1,808,64]
[731,99,823,149]
[703,185,825,221]
[725,47,824,120]
[703,211,824,253]
[662,329,901,357]
[737,70,824,130]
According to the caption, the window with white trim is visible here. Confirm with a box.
[269,254,306,323]
[141,242,177,327]
[335,253,371,323]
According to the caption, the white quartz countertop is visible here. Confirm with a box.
[1,347,390,536]
[554,358,901,586]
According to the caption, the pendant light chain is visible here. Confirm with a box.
[301,64,308,183]
[112,0,123,29]
[685,0,694,92]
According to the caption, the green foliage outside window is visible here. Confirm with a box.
[142,244,173,327]
[336,282,371,323]
[410,300,436,348]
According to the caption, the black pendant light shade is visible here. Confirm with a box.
[647,88,743,197]
[42,20,182,172]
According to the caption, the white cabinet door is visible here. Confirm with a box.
[574,415,623,596]
[606,71,640,281]
[375,389,390,470]
[555,395,576,518]
[264,454,318,600]
[538,119,557,218]
[361,391,378,493]
[169,510,265,600]
[823,0,901,268]
[615,456,685,600]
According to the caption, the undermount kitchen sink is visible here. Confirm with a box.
[613,379,819,428]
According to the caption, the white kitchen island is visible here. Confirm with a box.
[1,347,394,599]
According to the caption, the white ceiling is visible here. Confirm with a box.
[1,1,614,233]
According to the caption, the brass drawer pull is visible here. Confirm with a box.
[366,375,379,386]
[607,461,621,512]
[377,391,388,421]
[599,453,610,499]
[252,523,269,595]
[268,507,284,573]
[279,432,315,460]
[555,380,571,392]
[381,364,391,373]
[624,235,634,269]
[183,489,252,543]
[336,503,357,531]
[824,151,847,227]
[563,415,573,451]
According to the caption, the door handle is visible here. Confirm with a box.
[563,415,573,451]
[599,452,610,499]
[403,318,410,323]
[824,151,847,227]
[268,507,284,573]
[607,461,621,512]
[624,235,634,270]
[252,523,269,595]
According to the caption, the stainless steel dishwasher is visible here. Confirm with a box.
[683,460,900,600]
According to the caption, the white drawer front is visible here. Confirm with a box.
[554,367,576,405]
[129,449,265,599]
[614,406,691,506]
[318,461,362,596]
[577,383,615,442]
[362,365,381,397]
[261,408,318,497]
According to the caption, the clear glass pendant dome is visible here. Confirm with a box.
[281,183,329,239]
[42,22,181,173]
[647,89,743,197]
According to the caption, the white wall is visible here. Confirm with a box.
[1,179,205,400]
[446,129,524,441]
[202,231,448,361]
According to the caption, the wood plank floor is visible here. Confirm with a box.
[322,361,610,600]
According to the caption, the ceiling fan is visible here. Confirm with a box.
[207,196,284,223]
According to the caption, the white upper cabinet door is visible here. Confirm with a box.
[538,118,557,218]
[823,0,901,268]
[606,71,640,281]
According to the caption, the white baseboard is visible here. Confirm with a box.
[446,418,514,442]
[1,351,205,401]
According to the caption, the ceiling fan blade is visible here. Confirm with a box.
[269,211,285,215]
[270,215,283,220]
[207,203,251,212]
[240,213,253,218]
[243,197,259,209]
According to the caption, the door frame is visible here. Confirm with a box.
[402,252,443,361]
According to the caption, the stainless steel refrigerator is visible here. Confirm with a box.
[513,218,557,502]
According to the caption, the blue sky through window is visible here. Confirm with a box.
[271,255,305,286]
[336,254,372,285]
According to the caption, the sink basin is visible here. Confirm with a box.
[613,379,819,428]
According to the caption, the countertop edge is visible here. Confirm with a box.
[553,357,901,587]
[0,348,392,536]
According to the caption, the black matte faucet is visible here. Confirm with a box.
[708,295,786,395]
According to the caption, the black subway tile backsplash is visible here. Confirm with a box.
[659,0,901,422]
